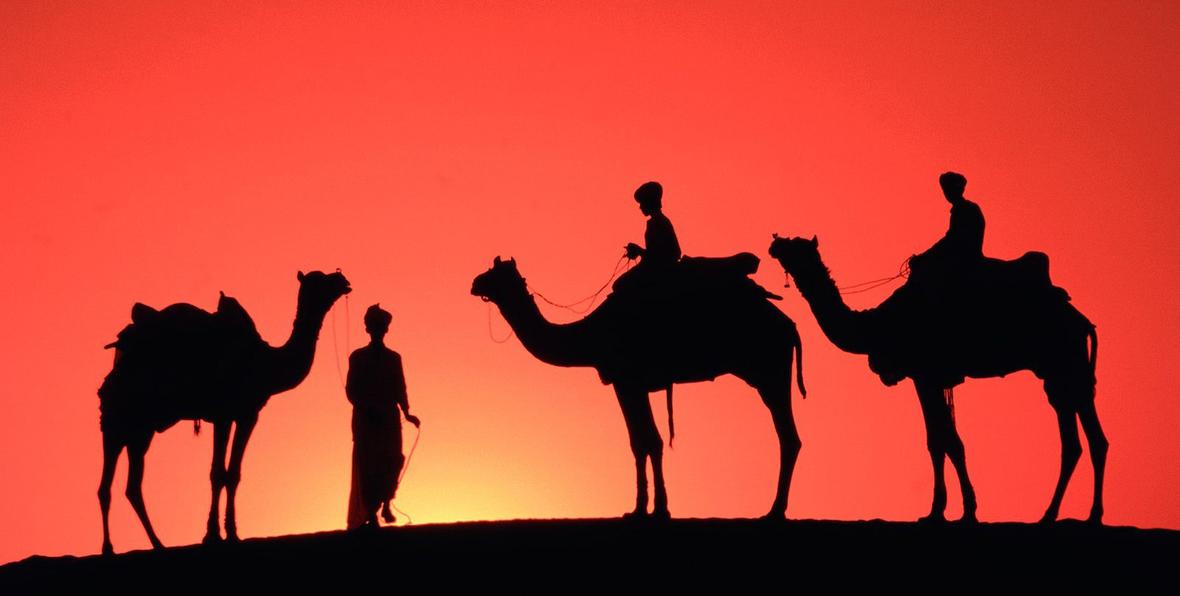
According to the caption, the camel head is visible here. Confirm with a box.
[768,234,820,283]
[295,269,353,314]
[471,256,527,304]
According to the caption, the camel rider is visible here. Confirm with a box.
[910,171,984,282]
[625,181,682,270]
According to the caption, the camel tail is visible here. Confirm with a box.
[666,385,675,449]
[193,420,201,436]
[795,333,807,399]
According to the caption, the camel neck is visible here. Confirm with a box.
[266,301,330,394]
[789,252,871,355]
[495,290,598,368]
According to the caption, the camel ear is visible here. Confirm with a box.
[494,256,502,265]
[219,290,225,298]
[810,235,819,247]
[508,257,516,267]
[297,271,306,282]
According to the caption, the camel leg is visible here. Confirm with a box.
[204,422,231,544]
[125,432,164,550]
[758,380,801,520]
[615,386,664,518]
[224,414,258,542]
[1077,399,1108,524]
[940,402,976,523]
[915,381,951,523]
[98,432,123,556]
[1041,401,1081,524]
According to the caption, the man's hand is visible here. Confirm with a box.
[405,413,421,428]
[625,243,644,260]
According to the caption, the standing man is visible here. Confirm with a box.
[346,304,420,529]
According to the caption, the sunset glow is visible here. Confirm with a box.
[2,2,1178,563]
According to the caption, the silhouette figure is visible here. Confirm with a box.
[472,255,805,519]
[625,181,682,266]
[909,172,984,279]
[618,181,682,294]
[97,270,352,554]
[346,304,420,530]
[769,233,1106,524]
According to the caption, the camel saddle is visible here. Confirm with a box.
[866,250,1072,387]
[612,252,780,300]
[100,293,265,427]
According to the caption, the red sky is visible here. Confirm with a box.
[2,2,1178,563]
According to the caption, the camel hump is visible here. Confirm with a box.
[130,303,159,325]
[216,292,262,344]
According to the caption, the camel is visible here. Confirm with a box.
[97,270,352,554]
[768,236,1106,524]
[471,256,806,519]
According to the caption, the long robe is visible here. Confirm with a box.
[345,344,407,529]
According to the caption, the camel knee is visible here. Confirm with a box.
[210,467,227,488]
[944,436,965,459]
[925,438,944,456]
[783,434,801,455]
[646,435,663,456]
[125,484,143,503]
[225,469,241,491]
[1062,440,1082,464]
[1090,434,1109,460]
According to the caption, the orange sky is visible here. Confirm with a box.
[2,2,1178,563]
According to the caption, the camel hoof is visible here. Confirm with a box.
[202,532,223,546]
[101,543,114,556]
[761,510,787,522]
[957,513,978,525]
[1087,511,1104,526]
[225,531,240,544]
[1038,512,1058,525]
[150,540,165,551]
[622,509,649,521]
[917,513,946,525]
[650,508,672,522]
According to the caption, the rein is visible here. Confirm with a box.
[837,256,912,295]
[531,254,630,314]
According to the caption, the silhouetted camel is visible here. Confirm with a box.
[769,236,1106,523]
[97,270,352,554]
[472,256,805,519]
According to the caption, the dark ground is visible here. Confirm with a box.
[3,518,1177,590]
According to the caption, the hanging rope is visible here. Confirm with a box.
[531,254,630,315]
[388,423,422,525]
[944,387,956,425]
[330,295,349,389]
[837,256,913,295]
[487,301,515,343]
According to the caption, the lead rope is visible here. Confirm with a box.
[485,254,630,344]
[837,257,913,295]
[389,425,421,525]
[531,254,630,314]
[487,302,515,343]
[331,294,349,388]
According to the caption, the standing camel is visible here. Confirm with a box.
[471,256,806,519]
[97,270,351,554]
[769,236,1106,524]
